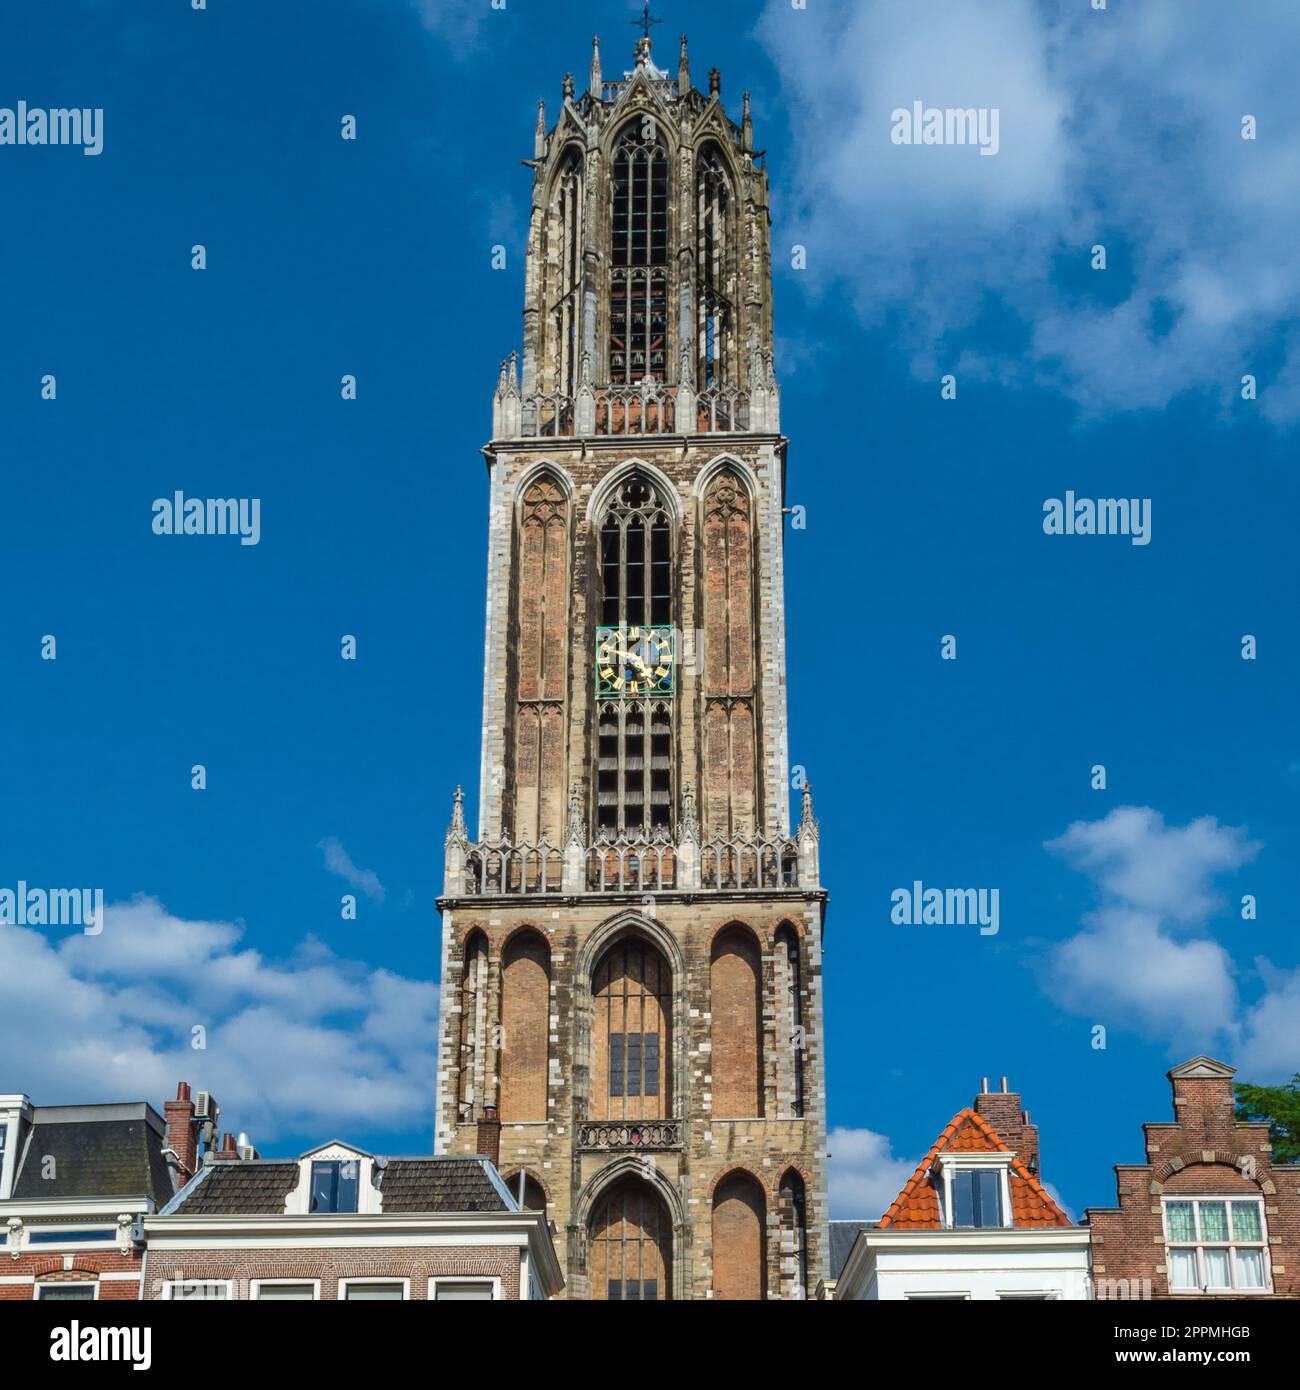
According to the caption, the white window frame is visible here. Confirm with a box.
[427,1275,502,1301]
[250,1278,321,1301]
[36,1281,99,1301]
[1162,1195,1271,1295]
[22,1225,122,1251]
[998,1291,1060,1300]
[934,1152,1014,1230]
[162,1279,235,1301]
[338,1277,410,1301]
[905,1291,971,1300]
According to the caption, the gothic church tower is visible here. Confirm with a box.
[435,27,828,1300]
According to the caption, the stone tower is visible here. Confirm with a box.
[434,28,829,1301]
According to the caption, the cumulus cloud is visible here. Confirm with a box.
[0,896,438,1143]
[319,836,386,904]
[828,1126,916,1219]
[1043,806,1300,1079]
[757,0,1300,421]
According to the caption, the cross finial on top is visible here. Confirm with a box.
[631,2,662,41]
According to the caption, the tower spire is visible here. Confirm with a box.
[589,34,602,96]
[533,99,546,159]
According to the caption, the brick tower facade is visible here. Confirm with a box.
[434,29,829,1300]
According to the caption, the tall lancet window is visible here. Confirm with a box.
[696,144,735,390]
[595,475,674,835]
[609,124,669,383]
[545,147,584,398]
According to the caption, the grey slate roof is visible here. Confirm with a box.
[380,1158,510,1214]
[171,1162,299,1215]
[11,1104,175,1205]
[168,1156,512,1216]
[828,1220,877,1280]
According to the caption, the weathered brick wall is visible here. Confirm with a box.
[499,930,551,1123]
[0,1250,143,1300]
[475,439,793,844]
[709,925,764,1119]
[1087,1068,1300,1298]
[712,1171,766,1300]
[436,894,829,1300]
[140,1246,520,1300]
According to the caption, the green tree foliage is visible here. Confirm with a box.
[1235,1076,1300,1165]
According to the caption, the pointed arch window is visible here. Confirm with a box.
[591,936,672,1120]
[696,144,735,390]
[590,1176,672,1301]
[545,147,584,398]
[609,125,669,383]
[595,474,674,835]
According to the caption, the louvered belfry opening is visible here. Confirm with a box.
[609,123,669,385]
[596,474,673,836]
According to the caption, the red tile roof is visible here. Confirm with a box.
[878,1107,1071,1230]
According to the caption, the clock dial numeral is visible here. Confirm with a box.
[595,625,675,699]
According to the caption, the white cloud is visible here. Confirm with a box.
[319,837,386,904]
[1043,806,1300,1079]
[1046,806,1258,924]
[0,896,438,1144]
[758,0,1300,421]
[411,0,490,49]
[1236,959,1300,1079]
[827,1125,916,1220]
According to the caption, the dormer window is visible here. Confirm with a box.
[934,1153,1014,1230]
[952,1169,1003,1229]
[310,1160,359,1214]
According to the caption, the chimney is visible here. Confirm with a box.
[164,1081,198,1177]
[477,1103,501,1169]
[218,1131,240,1159]
[973,1077,1040,1176]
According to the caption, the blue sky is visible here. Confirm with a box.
[2,0,1297,1221]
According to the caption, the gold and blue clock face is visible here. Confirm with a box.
[595,625,675,698]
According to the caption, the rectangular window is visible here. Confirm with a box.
[952,1169,1003,1228]
[608,1278,658,1301]
[255,1283,316,1300]
[309,1159,359,1214]
[28,1228,118,1245]
[626,1033,642,1097]
[644,1033,660,1096]
[37,1284,97,1300]
[1164,1197,1269,1292]
[343,1282,404,1301]
[433,1282,494,1301]
[609,1034,625,1097]
[167,1282,229,1301]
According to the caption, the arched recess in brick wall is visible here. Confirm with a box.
[502,1169,549,1217]
[457,929,489,1120]
[777,1167,809,1301]
[589,1174,674,1301]
[710,924,764,1119]
[711,1171,767,1301]
[700,467,757,838]
[775,921,804,1118]
[591,935,673,1121]
[499,930,551,1123]
[511,474,570,845]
